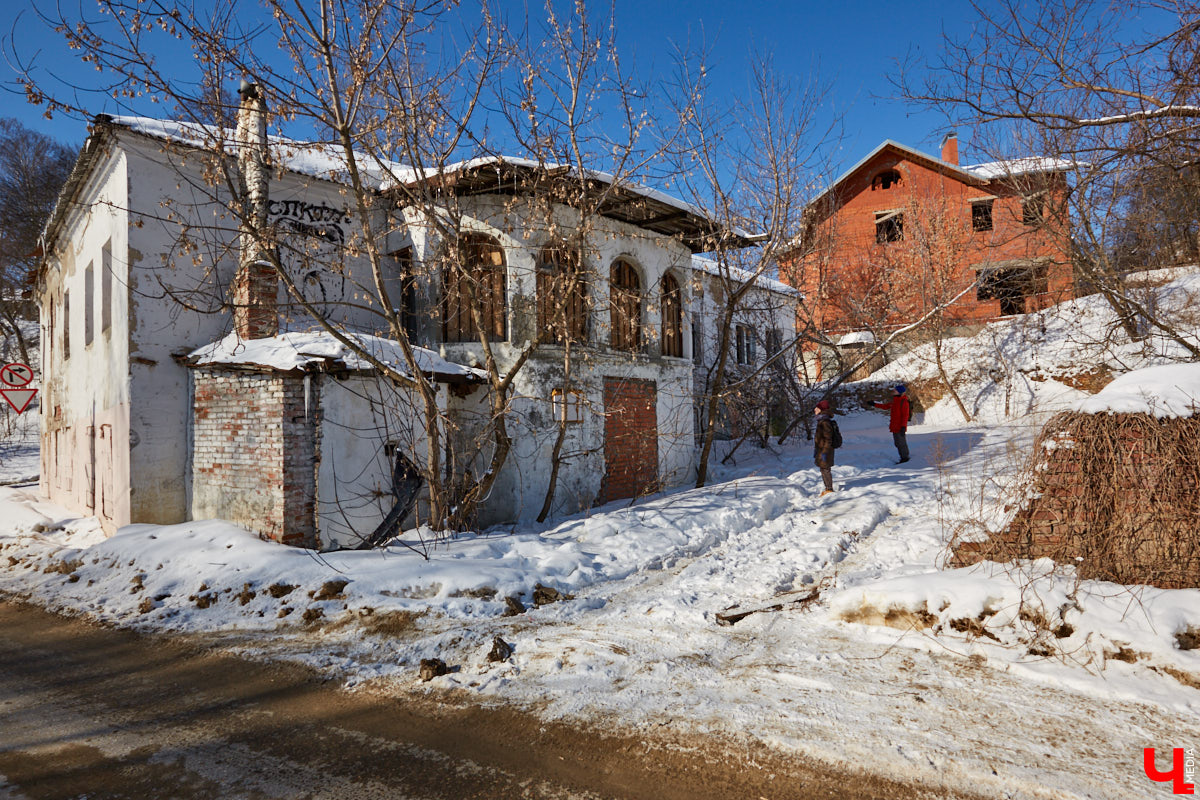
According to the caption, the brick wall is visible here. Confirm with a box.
[192,369,319,547]
[953,413,1200,589]
[601,378,658,503]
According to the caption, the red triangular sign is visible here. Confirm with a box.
[0,388,37,413]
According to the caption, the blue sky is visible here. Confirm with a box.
[0,1,1056,177]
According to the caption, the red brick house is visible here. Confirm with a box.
[785,134,1074,377]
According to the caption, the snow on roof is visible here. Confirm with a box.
[1074,362,1200,419]
[690,255,800,297]
[963,157,1077,180]
[837,330,876,346]
[187,331,486,382]
[109,118,751,241]
[108,116,409,189]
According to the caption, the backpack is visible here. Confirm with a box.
[829,418,843,449]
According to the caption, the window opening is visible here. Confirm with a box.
[443,234,506,342]
[537,243,587,343]
[735,324,756,365]
[972,200,994,232]
[660,272,683,358]
[62,291,70,360]
[871,170,902,190]
[609,259,642,352]
[875,211,904,243]
[1022,195,1044,226]
[551,388,584,424]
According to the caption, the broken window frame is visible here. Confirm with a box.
[875,210,904,244]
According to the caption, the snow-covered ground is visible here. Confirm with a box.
[3,277,1200,799]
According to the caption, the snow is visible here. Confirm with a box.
[1074,362,1200,418]
[837,330,876,346]
[964,157,1077,180]
[187,331,486,381]
[5,273,1200,798]
[690,254,799,297]
[111,116,408,188]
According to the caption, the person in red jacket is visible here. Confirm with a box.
[874,384,911,463]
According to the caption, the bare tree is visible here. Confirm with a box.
[0,118,74,365]
[665,51,837,487]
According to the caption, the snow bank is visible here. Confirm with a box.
[1074,362,1200,418]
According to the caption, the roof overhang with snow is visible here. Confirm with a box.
[394,158,758,254]
[183,332,488,386]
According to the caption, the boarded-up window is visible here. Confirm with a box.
[537,244,587,343]
[660,272,682,358]
[443,234,507,342]
[609,259,642,352]
[84,263,94,346]
[62,291,70,360]
[101,241,113,334]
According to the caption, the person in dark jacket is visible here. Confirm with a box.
[813,399,836,496]
[874,383,911,463]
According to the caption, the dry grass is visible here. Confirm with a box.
[839,604,937,631]
[957,411,1200,589]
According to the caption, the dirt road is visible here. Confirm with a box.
[0,600,982,799]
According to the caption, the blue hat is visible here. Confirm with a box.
[894,384,907,394]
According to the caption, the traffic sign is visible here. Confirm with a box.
[0,388,36,413]
[0,362,34,388]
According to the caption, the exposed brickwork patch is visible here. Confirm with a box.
[191,370,319,548]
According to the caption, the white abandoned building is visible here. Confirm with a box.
[36,91,798,549]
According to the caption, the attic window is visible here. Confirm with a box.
[972,200,994,232]
[875,210,904,243]
[871,170,901,190]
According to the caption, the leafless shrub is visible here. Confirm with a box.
[955,411,1200,589]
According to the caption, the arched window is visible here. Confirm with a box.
[609,259,642,352]
[537,243,587,343]
[871,169,901,190]
[660,272,682,358]
[443,233,506,342]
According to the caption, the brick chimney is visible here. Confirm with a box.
[940,132,959,166]
[232,78,277,340]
